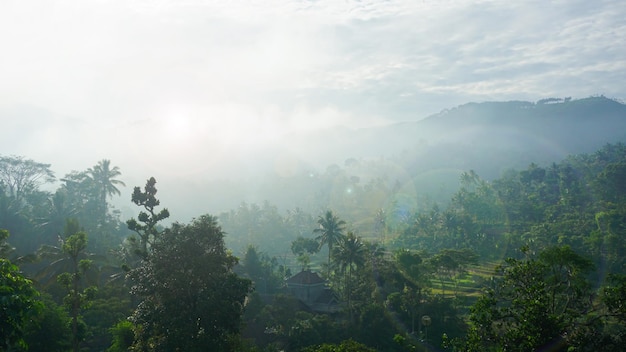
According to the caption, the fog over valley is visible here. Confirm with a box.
[2,0,626,223]
[3,97,626,225]
[2,2,626,351]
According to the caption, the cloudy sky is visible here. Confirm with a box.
[1,0,625,211]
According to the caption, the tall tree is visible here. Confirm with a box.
[126,177,169,257]
[58,168,120,251]
[57,226,97,352]
[464,256,560,351]
[0,257,41,351]
[462,246,594,351]
[291,236,320,271]
[0,155,55,204]
[129,215,252,352]
[313,210,346,277]
[86,159,125,214]
[36,219,97,287]
[333,232,366,320]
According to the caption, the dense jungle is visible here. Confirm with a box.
[3,1,626,350]
[2,99,626,352]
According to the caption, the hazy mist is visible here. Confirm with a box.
[2,0,625,222]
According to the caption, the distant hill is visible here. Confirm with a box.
[4,96,625,221]
[233,96,626,214]
[288,96,626,180]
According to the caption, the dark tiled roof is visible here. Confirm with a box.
[314,288,339,304]
[285,270,325,285]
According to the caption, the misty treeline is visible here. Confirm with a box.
[2,143,626,351]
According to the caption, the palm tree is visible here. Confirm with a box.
[36,219,100,288]
[333,231,366,320]
[313,210,346,277]
[87,159,125,214]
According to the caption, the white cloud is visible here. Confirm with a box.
[2,0,625,222]
[1,0,625,161]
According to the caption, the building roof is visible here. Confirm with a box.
[285,270,326,285]
[314,287,339,305]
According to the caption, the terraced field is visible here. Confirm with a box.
[428,261,502,312]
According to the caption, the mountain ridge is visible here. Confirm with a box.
[297,96,626,169]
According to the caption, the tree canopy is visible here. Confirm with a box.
[314,210,346,277]
[128,215,252,352]
[1,253,41,350]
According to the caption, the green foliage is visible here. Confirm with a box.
[300,339,376,352]
[241,245,285,294]
[23,295,72,352]
[467,259,560,351]
[356,304,398,351]
[107,320,134,352]
[82,284,133,350]
[462,246,595,351]
[0,257,41,350]
[292,237,321,257]
[428,248,478,297]
[333,232,367,275]
[4,141,626,351]
[256,293,302,334]
[602,274,626,322]
[49,220,99,352]
[314,210,346,277]
[333,232,367,320]
[62,230,87,261]
[0,156,57,255]
[243,245,264,282]
[126,177,170,257]
[0,228,13,257]
[0,155,55,203]
[56,160,127,254]
[289,314,343,350]
[87,159,125,209]
[129,214,252,352]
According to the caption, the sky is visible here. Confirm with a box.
[1,0,625,217]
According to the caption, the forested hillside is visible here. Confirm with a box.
[91,96,626,222]
[3,0,626,349]
[276,96,626,187]
[1,98,626,351]
[2,141,626,351]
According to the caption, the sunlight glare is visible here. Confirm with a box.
[164,117,191,141]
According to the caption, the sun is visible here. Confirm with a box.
[157,107,196,148]
[154,104,289,158]
[163,116,191,141]
[200,105,287,150]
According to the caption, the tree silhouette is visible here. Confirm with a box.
[314,210,346,277]
[87,159,125,214]
[37,219,97,352]
[129,215,251,351]
[333,232,366,320]
[0,256,41,351]
[126,177,169,257]
[36,219,99,287]
[0,155,55,204]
